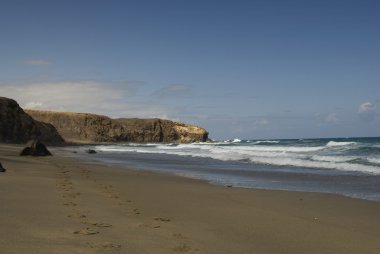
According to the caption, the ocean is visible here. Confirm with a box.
[65,137,380,202]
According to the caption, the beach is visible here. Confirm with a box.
[1,143,380,254]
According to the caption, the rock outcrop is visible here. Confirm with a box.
[26,110,209,143]
[0,162,5,172]
[0,97,64,145]
[20,140,52,156]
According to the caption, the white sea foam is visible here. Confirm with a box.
[230,145,325,153]
[311,155,359,163]
[232,138,242,143]
[368,158,380,165]
[92,141,380,175]
[127,143,158,147]
[253,140,280,144]
[326,141,357,147]
[246,157,380,174]
[96,143,322,158]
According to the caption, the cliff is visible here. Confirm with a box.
[26,110,209,143]
[0,97,64,145]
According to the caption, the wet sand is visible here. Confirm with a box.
[1,143,380,254]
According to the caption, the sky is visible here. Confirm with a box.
[0,0,379,140]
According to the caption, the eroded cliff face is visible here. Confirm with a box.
[26,110,209,143]
[0,97,64,145]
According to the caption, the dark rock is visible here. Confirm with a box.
[0,97,64,145]
[0,162,5,172]
[86,149,97,154]
[20,140,52,156]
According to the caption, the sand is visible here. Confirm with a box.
[1,143,380,254]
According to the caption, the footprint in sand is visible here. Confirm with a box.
[132,208,141,215]
[87,242,121,250]
[61,182,73,188]
[99,184,113,190]
[83,221,112,228]
[80,169,91,174]
[138,217,171,229]
[173,233,186,239]
[79,169,91,179]
[63,201,77,207]
[67,213,87,219]
[96,184,121,200]
[68,208,90,219]
[118,199,132,207]
[154,217,171,222]
[73,228,99,235]
[139,223,161,229]
[106,193,119,199]
[62,192,80,199]
[173,244,191,253]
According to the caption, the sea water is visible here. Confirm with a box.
[66,137,380,201]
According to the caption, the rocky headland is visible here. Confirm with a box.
[0,97,64,145]
[0,96,209,144]
[26,110,209,144]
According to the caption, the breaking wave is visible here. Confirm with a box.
[326,141,357,147]
[93,138,380,175]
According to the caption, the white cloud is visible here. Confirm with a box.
[315,112,339,126]
[358,102,376,113]
[152,84,193,99]
[0,80,172,118]
[111,103,173,119]
[23,59,50,66]
[24,101,44,109]
[358,102,376,121]
[257,119,269,126]
[228,117,270,135]
[324,113,338,123]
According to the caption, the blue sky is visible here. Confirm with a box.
[0,0,379,139]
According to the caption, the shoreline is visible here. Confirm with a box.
[60,144,380,203]
[1,143,380,253]
[64,148,380,203]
